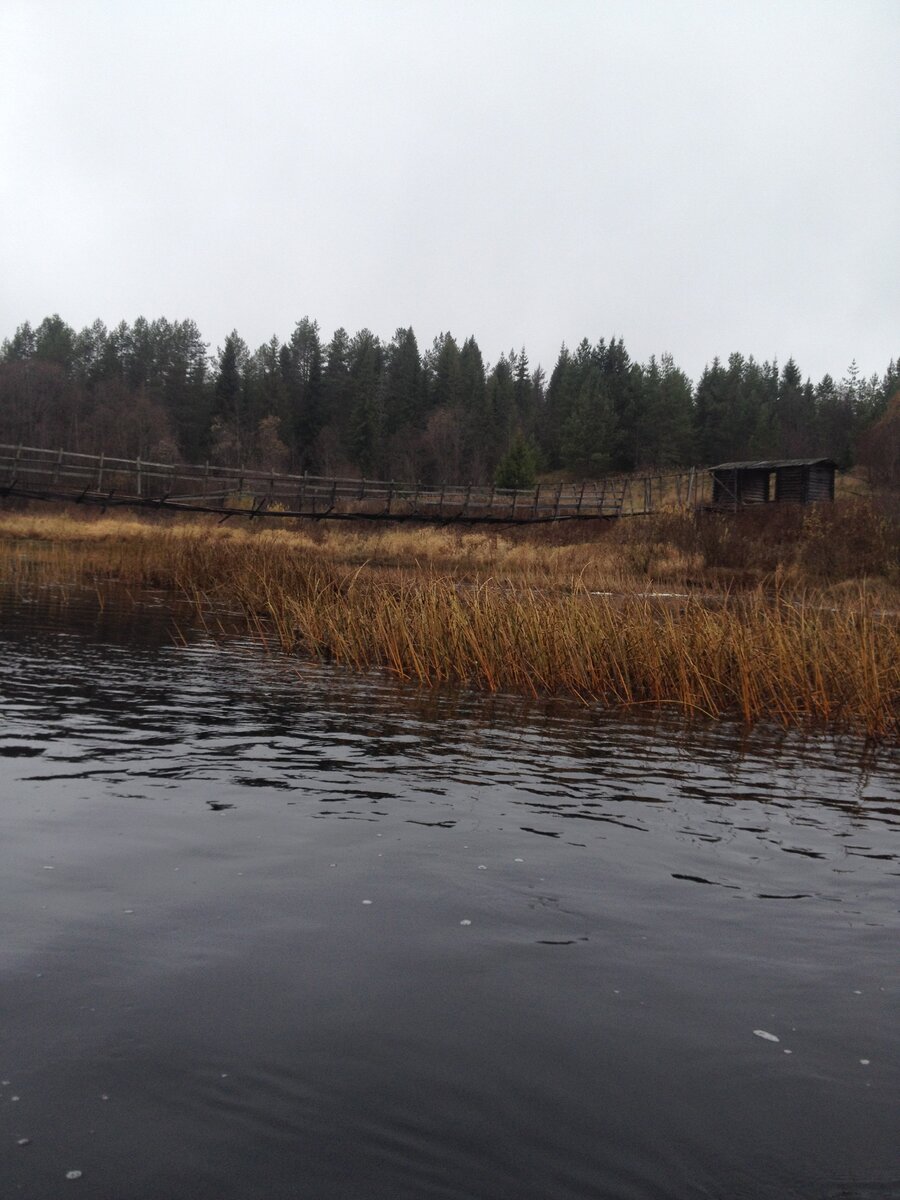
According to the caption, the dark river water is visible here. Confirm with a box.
[0,587,897,1200]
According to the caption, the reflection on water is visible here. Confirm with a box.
[0,585,898,1200]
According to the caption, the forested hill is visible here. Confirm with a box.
[1,315,897,487]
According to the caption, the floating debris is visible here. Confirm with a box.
[362,899,373,906]
[42,865,54,870]
[477,864,487,871]
[514,858,524,863]
[459,919,472,926]
[753,1030,780,1043]
[65,1170,82,1180]
[860,1058,871,1065]
[17,1138,30,1146]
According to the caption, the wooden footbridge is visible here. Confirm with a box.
[0,443,703,524]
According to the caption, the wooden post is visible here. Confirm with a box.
[554,482,563,519]
[96,452,105,493]
[9,442,22,486]
[135,456,142,497]
[510,488,517,520]
[576,480,585,515]
[462,483,472,516]
[386,481,394,514]
[532,483,541,519]
[53,447,64,485]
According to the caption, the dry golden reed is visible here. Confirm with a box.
[1,507,897,736]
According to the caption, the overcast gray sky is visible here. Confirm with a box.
[1,0,897,382]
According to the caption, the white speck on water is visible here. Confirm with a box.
[11,1095,20,1101]
[613,989,620,994]
[100,1095,109,1101]
[783,1049,792,1055]
[514,858,524,863]
[376,834,382,838]
[17,1137,30,1146]
[65,1170,82,1180]
[123,909,134,914]
[221,1073,228,1078]
[853,990,862,995]
[329,863,336,868]
[42,865,54,870]
[753,1030,780,1043]
[362,899,373,906]
[1,1080,9,1086]
[477,864,487,870]
[459,919,472,926]
[860,1058,871,1065]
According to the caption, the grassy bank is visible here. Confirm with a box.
[1,502,898,736]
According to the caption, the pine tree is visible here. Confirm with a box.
[494,431,538,488]
[212,331,249,463]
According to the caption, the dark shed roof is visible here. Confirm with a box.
[710,458,837,472]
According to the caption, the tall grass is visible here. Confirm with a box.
[223,565,897,736]
[1,506,897,736]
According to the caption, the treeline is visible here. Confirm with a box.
[1,314,897,485]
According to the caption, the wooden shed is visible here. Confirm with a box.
[710,458,836,508]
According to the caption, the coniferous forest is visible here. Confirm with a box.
[1,314,897,486]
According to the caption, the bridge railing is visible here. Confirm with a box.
[0,443,704,522]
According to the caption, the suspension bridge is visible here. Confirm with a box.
[0,443,703,524]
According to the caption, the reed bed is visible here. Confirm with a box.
[1,508,897,736]
[225,566,898,738]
